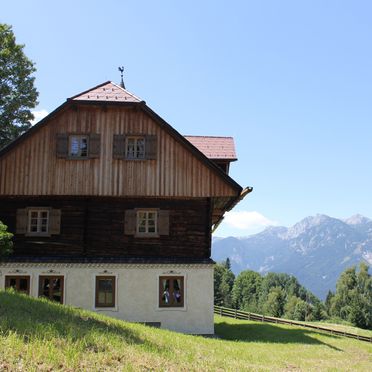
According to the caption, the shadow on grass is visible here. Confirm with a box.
[215,321,342,351]
[0,290,157,352]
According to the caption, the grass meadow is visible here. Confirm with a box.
[0,291,371,371]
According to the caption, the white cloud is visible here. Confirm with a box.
[224,211,277,230]
[215,211,278,237]
[31,109,49,125]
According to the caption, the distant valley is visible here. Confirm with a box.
[212,214,372,299]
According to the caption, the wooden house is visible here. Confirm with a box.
[0,81,251,334]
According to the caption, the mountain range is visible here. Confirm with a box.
[212,214,372,299]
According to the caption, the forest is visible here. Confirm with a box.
[214,259,371,329]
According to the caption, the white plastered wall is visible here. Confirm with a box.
[0,263,214,334]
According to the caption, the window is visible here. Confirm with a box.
[16,208,61,236]
[137,210,157,235]
[56,133,100,159]
[126,136,145,159]
[28,209,49,234]
[159,276,184,307]
[39,276,64,304]
[5,276,30,295]
[69,135,89,158]
[95,276,115,307]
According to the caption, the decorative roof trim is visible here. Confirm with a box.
[0,262,214,269]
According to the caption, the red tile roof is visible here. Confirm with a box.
[70,81,142,103]
[184,136,237,160]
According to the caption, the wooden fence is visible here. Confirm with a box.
[214,305,372,343]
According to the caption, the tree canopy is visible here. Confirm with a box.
[329,263,371,329]
[0,23,38,149]
[0,220,13,258]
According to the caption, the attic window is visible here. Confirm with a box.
[126,136,145,159]
[69,135,89,157]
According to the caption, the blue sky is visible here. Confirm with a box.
[2,1,372,236]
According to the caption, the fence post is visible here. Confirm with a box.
[234,309,237,319]
[220,307,222,316]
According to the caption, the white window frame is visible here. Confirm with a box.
[69,135,89,158]
[136,209,158,236]
[125,136,145,159]
[27,208,50,236]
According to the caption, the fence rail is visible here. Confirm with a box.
[214,305,372,343]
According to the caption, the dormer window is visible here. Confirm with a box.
[69,135,89,158]
[126,136,145,159]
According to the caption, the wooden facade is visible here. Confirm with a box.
[0,197,211,258]
[0,105,240,198]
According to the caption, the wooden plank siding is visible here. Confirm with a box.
[0,197,211,258]
[0,105,238,198]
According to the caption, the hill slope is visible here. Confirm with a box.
[212,214,372,299]
[0,291,371,371]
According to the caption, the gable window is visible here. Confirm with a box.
[28,209,49,234]
[56,133,100,159]
[5,276,30,295]
[159,276,184,307]
[39,276,64,304]
[69,135,89,158]
[126,136,145,159]
[95,276,116,307]
[113,134,157,160]
[137,210,157,235]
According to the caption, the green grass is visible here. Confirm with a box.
[300,320,372,338]
[0,291,371,371]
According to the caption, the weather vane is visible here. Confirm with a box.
[118,66,125,89]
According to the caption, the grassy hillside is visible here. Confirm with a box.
[0,291,371,371]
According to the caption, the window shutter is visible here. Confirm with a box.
[158,210,170,235]
[49,209,61,235]
[89,133,101,158]
[16,209,28,234]
[145,135,157,160]
[124,210,136,235]
[56,134,68,158]
[113,134,125,159]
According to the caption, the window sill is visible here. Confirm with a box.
[25,233,51,237]
[94,307,118,312]
[156,306,187,312]
[135,233,160,238]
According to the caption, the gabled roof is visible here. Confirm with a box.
[184,136,237,161]
[70,81,142,103]
[0,81,245,195]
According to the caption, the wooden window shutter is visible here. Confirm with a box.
[49,209,61,235]
[145,135,157,160]
[89,133,101,158]
[158,210,170,235]
[16,209,28,234]
[56,134,68,158]
[113,134,125,159]
[124,210,136,235]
